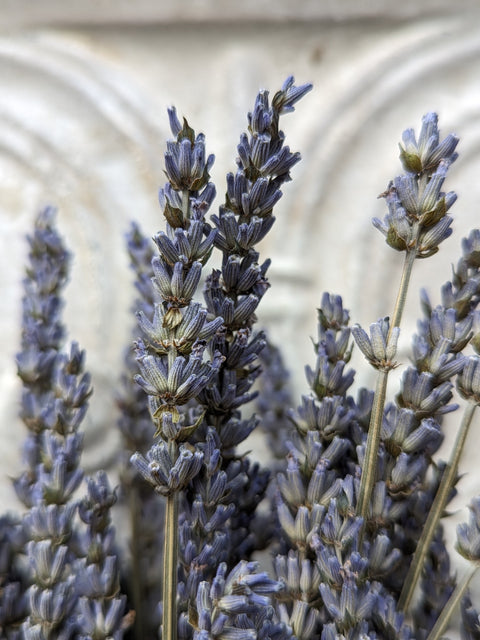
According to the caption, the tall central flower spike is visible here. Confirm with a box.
[133,113,224,441]
[129,108,227,640]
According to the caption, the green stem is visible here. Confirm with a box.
[357,246,417,524]
[163,482,179,640]
[389,245,417,337]
[162,186,187,638]
[426,564,478,640]
[356,369,389,521]
[398,401,477,612]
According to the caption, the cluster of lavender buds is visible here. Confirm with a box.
[373,112,458,258]
[5,79,480,640]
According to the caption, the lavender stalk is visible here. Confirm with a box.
[130,111,223,639]
[356,113,459,523]
[15,207,70,506]
[14,209,92,638]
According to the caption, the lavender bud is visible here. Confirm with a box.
[352,318,399,371]
[456,497,480,562]
[130,443,203,495]
[399,112,458,174]
[457,356,480,404]
[77,597,127,638]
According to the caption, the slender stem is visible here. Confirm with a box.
[356,369,389,521]
[162,189,188,639]
[163,484,179,640]
[399,401,477,612]
[389,245,417,336]
[357,246,418,524]
[426,564,478,640]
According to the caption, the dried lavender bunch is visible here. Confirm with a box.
[273,293,414,639]
[15,209,91,639]
[8,82,480,640]
[358,112,459,522]
[394,228,480,633]
[12,209,86,639]
[195,75,313,555]
[353,115,480,638]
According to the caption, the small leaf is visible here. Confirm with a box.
[179,118,196,145]
[163,199,186,229]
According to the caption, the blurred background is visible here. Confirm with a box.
[2,1,480,592]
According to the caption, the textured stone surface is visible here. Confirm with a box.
[1,0,480,24]
[1,6,480,612]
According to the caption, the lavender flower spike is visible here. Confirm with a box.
[457,355,480,404]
